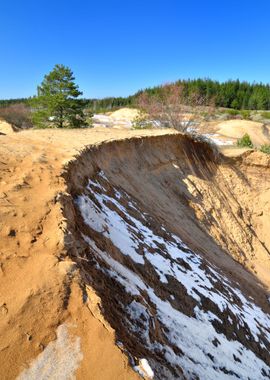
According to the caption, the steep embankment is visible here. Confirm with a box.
[0,128,270,379]
[66,134,270,287]
[65,134,270,379]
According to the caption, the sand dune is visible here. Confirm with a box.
[208,119,270,147]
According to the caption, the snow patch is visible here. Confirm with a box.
[135,359,154,379]
[77,171,270,379]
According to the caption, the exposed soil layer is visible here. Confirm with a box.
[65,133,270,378]
[66,133,270,290]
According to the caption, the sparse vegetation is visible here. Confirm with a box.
[260,144,270,154]
[132,123,153,130]
[226,109,239,116]
[218,109,251,120]
[0,103,32,130]
[132,113,153,129]
[240,110,251,119]
[260,111,270,119]
[237,133,253,148]
[136,83,207,132]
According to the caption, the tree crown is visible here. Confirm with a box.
[38,64,82,98]
[30,64,86,128]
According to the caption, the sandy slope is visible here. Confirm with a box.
[0,120,14,135]
[93,108,140,129]
[109,108,140,120]
[201,119,270,147]
[0,127,175,380]
[0,126,270,379]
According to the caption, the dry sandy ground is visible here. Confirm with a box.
[0,126,270,379]
[201,119,270,146]
[109,108,140,120]
[92,109,270,147]
[0,120,14,135]
[0,127,177,380]
[93,108,140,129]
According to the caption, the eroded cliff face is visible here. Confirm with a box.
[66,134,270,287]
[1,129,270,379]
[63,134,270,379]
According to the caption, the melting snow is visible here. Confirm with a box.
[135,359,154,379]
[202,133,234,146]
[76,172,270,380]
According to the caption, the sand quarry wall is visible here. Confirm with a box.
[64,133,270,291]
[60,133,270,378]
[1,129,270,379]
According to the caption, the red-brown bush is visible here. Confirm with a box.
[0,103,33,130]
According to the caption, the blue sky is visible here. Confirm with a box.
[0,0,270,99]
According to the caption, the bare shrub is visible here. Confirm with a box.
[0,103,33,130]
[136,83,208,133]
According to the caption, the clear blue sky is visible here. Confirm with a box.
[1,0,270,99]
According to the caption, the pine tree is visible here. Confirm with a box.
[30,64,86,128]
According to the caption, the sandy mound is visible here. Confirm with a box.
[109,108,140,121]
[0,128,270,379]
[0,120,14,135]
[93,108,140,129]
[216,120,270,146]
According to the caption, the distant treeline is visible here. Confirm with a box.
[0,98,29,107]
[2,79,270,111]
[0,97,133,113]
[85,96,133,112]
[136,79,270,110]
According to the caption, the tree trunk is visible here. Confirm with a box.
[59,107,63,128]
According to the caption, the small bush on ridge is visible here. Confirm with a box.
[237,133,253,148]
[260,112,270,120]
[260,144,270,154]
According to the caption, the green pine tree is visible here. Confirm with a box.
[30,64,86,128]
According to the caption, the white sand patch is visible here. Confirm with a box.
[17,324,82,380]
[203,133,234,146]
